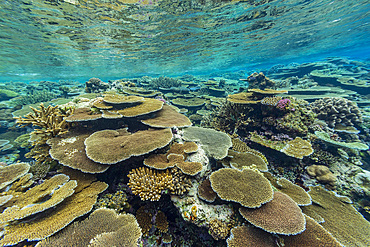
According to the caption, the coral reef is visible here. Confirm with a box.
[227,225,276,247]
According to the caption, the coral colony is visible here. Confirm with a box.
[0,65,369,247]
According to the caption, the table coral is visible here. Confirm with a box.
[304,186,370,246]
[226,225,275,247]
[239,191,306,235]
[209,168,273,208]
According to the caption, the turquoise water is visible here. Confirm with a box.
[0,0,369,81]
[1,1,370,247]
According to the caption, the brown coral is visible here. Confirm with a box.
[0,174,77,224]
[85,128,173,164]
[227,92,261,104]
[0,177,107,246]
[127,167,174,201]
[306,165,336,187]
[136,206,152,236]
[304,186,370,246]
[209,219,230,240]
[226,225,275,247]
[65,107,102,122]
[48,130,110,173]
[141,104,192,128]
[209,168,273,208]
[281,137,314,159]
[266,175,312,206]
[36,208,142,247]
[310,97,362,128]
[282,215,342,247]
[197,177,217,203]
[222,150,268,172]
[112,98,163,117]
[239,191,306,235]
[0,162,30,190]
[155,211,169,233]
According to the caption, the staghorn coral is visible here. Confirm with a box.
[306,165,337,187]
[208,218,230,240]
[36,208,141,247]
[14,103,72,143]
[127,167,174,201]
[282,215,342,247]
[85,128,173,165]
[183,126,232,160]
[310,97,362,128]
[151,76,182,89]
[209,168,273,208]
[303,186,370,246]
[239,191,306,235]
[226,225,275,247]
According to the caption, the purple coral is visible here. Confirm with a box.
[276,98,291,110]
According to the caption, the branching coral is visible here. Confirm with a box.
[127,167,174,201]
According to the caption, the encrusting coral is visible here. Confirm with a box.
[36,208,142,247]
[239,191,306,235]
[306,165,337,187]
[209,168,273,208]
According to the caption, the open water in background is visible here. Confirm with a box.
[0,0,369,82]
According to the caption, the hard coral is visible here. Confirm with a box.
[306,165,336,187]
[36,208,142,247]
[227,225,275,247]
[209,168,273,208]
[304,186,370,246]
[310,97,362,128]
[127,167,174,201]
[239,191,306,235]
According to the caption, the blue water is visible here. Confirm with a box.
[0,0,369,82]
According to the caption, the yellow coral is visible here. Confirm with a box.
[127,167,174,201]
